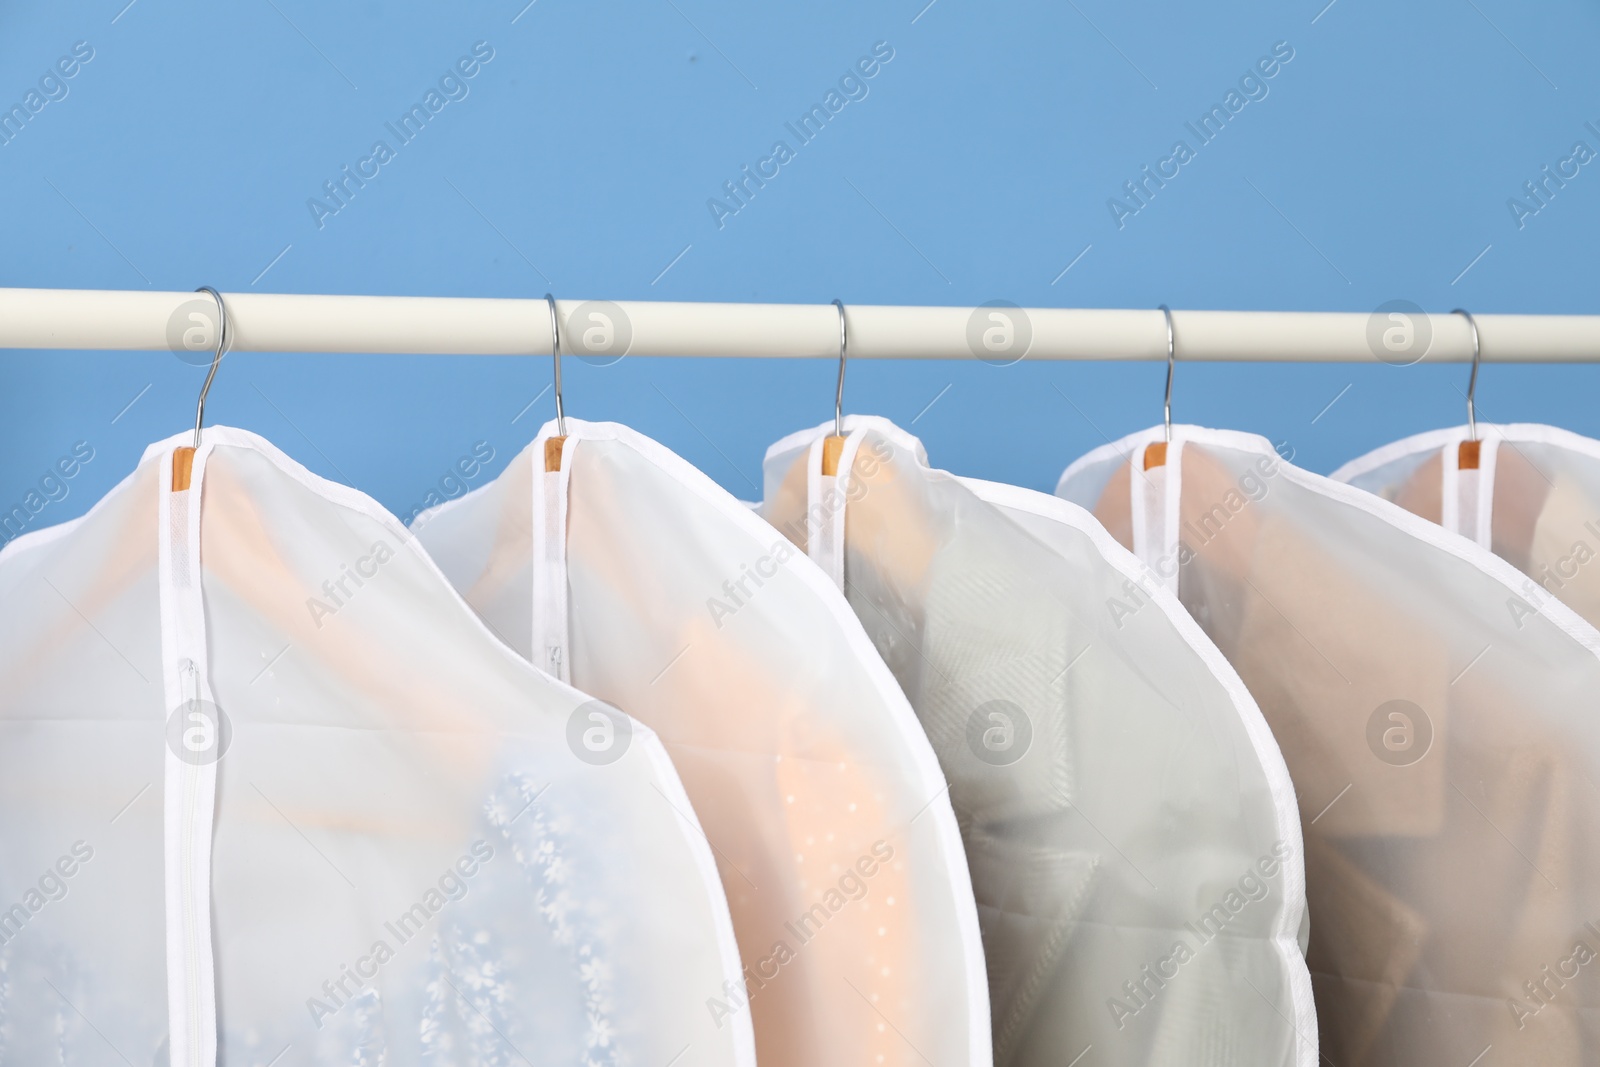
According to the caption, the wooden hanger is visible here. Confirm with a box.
[174,286,228,492]
[821,299,848,476]
[1144,305,1176,470]
[1454,308,1482,471]
[544,293,568,472]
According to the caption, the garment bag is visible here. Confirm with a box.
[1334,423,1600,629]
[413,417,991,1067]
[1058,424,1600,1066]
[761,416,1316,1067]
[0,426,752,1067]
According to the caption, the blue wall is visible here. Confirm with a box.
[3,0,1598,536]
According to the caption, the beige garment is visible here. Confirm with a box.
[1334,424,1600,629]
[1060,425,1600,1066]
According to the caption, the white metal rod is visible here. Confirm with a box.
[0,287,1596,362]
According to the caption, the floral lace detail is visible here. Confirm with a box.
[0,936,86,1066]
[52,961,69,1067]
[348,987,388,1067]
[419,928,514,1067]
[281,981,389,1065]
[485,773,621,1066]
[0,943,10,1061]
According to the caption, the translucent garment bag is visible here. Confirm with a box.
[761,416,1316,1067]
[412,418,991,1067]
[0,426,752,1067]
[1334,423,1600,630]
[1058,424,1600,1066]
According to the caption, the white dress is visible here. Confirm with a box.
[0,426,752,1067]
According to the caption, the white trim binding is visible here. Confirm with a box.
[157,441,220,1067]
[1065,423,1600,668]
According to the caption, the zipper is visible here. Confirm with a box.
[533,435,573,683]
[160,449,219,1067]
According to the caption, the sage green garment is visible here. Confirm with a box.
[764,415,1315,1067]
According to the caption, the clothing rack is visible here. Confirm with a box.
[1,287,1597,361]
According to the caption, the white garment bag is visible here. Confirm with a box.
[1059,425,1600,1066]
[761,416,1316,1067]
[0,426,752,1067]
[413,418,991,1067]
[1334,423,1600,629]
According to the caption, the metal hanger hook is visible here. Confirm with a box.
[546,293,566,436]
[832,298,847,437]
[1452,308,1481,442]
[193,286,228,449]
[1159,304,1176,444]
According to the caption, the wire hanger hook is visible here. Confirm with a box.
[1160,304,1176,444]
[193,286,228,449]
[832,299,847,437]
[1452,308,1481,442]
[546,293,566,437]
